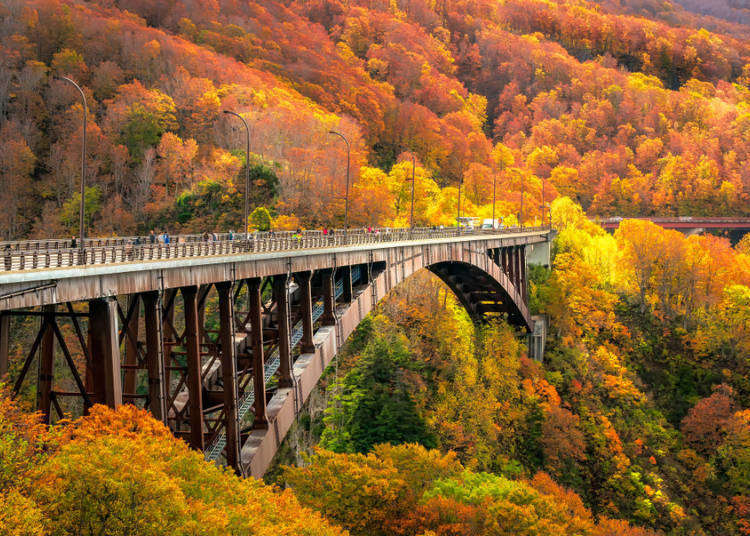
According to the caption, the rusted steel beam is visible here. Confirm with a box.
[123,294,140,395]
[294,271,315,353]
[162,288,177,390]
[273,274,294,389]
[50,320,91,409]
[339,266,353,304]
[508,247,516,285]
[0,312,8,377]
[37,305,55,423]
[247,278,267,429]
[143,291,167,422]
[320,268,336,326]
[359,263,372,285]
[181,286,205,450]
[217,281,242,474]
[88,297,123,409]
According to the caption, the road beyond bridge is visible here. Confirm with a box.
[0,227,550,477]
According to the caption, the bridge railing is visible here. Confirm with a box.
[0,226,549,272]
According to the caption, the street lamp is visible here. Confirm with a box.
[60,77,86,259]
[492,171,497,230]
[457,177,463,230]
[223,110,251,239]
[540,176,545,228]
[410,153,416,228]
[519,171,524,228]
[328,130,351,230]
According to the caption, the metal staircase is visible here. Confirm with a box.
[205,278,346,461]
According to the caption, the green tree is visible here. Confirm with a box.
[321,332,435,453]
[59,186,102,233]
[249,206,272,231]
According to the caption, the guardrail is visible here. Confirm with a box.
[0,226,550,273]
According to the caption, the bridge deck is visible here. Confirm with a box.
[2,226,552,476]
[0,228,544,277]
[598,217,750,230]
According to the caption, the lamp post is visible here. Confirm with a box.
[519,171,524,228]
[328,130,351,230]
[540,176,545,228]
[60,77,86,260]
[492,171,497,230]
[223,110,251,239]
[409,152,415,229]
[457,178,463,231]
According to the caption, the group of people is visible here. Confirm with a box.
[60,224,463,252]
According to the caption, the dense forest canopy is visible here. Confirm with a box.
[1,0,750,239]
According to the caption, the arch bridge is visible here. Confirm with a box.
[0,227,550,477]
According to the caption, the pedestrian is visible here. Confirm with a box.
[322,227,328,236]
[229,230,234,241]
[211,231,217,242]
[149,230,156,244]
[70,236,77,249]
[164,232,170,245]
[203,231,209,242]
[134,236,141,246]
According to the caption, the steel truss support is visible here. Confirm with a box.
[143,291,167,422]
[88,297,123,409]
[273,274,293,389]
[247,278,268,429]
[0,312,9,378]
[339,266,353,304]
[294,271,315,353]
[123,294,140,395]
[216,282,242,474]
[320,268,336,326]
[37,304,55,422]
[181,286,205,450]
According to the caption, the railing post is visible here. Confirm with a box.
[37,305,55,423]
[181,286,204,450]
[248,278,268,429]
[217,281,242,474]
[88,297,123,409]
[320,268,336,326]
[294,271,315,354]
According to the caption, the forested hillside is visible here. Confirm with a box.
[2,0,750,534]
[1,0,750,240]
[4,201,749,535]
[271,198,750,535]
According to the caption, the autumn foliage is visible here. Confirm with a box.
[0,399,345,536]
[2,0,750,239]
